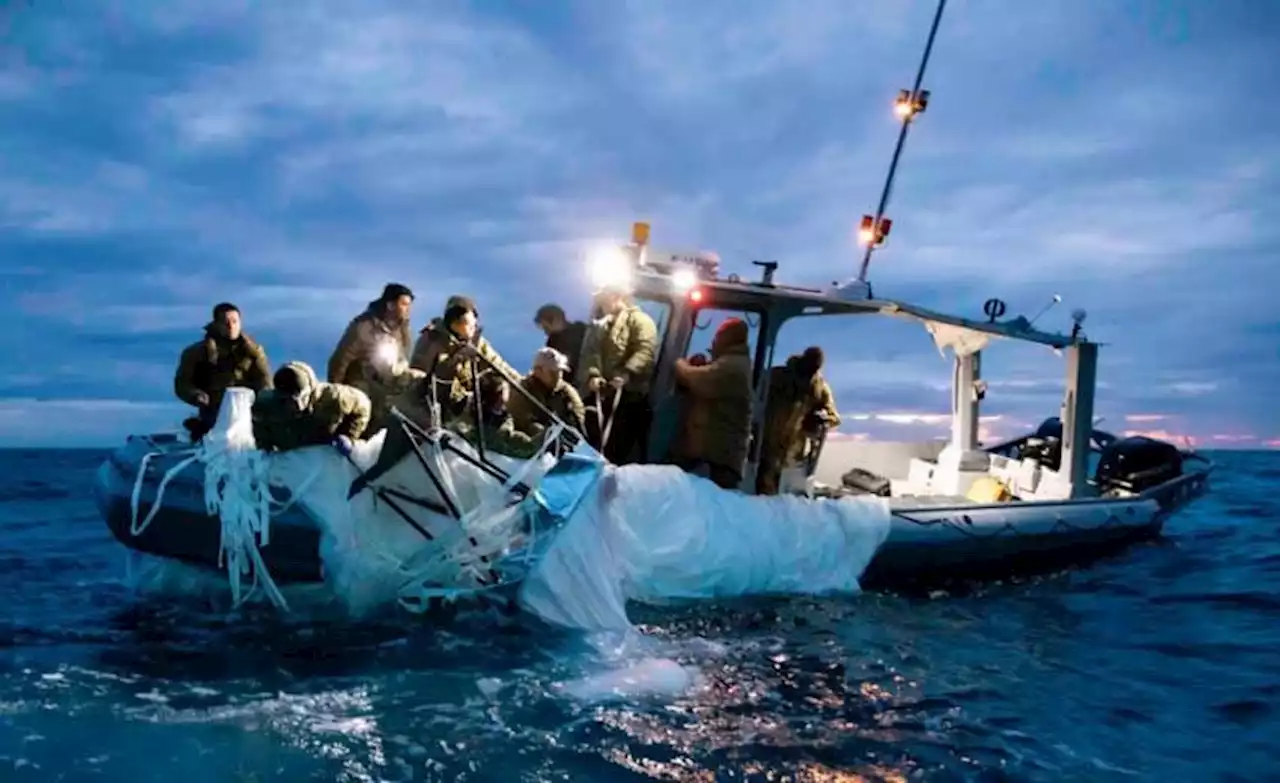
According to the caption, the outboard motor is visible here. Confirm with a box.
[1094,436,1183,495]
[1016,416,1119,470]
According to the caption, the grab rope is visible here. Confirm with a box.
[126,431,327,612]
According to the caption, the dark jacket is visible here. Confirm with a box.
[760,356,841,464]
[545,321,588,384]
[671,334,753,473]
[174,326,272,413]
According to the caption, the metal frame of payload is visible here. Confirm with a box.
[580,222,1214,586]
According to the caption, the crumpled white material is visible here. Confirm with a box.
[519,464,892,633]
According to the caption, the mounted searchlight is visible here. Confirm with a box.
[588,244,634,290]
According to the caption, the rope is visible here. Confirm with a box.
[125,431,328,612]
[394,422,566,613]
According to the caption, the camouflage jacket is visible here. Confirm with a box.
[174,328,272,409]
[252,361,372,452]
[450,412,542,460]
[582,305,658,394]
[408,323,518,412]
[507,375,587,436]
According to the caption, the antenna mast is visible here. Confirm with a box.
[856,0,949,283]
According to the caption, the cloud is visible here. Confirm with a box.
[1,0,1278,446]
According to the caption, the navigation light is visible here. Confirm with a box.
[857,215,892,246]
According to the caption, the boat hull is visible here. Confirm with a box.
[95,435,1213,595]
[94,435,323,583]
[861,466,1212,588]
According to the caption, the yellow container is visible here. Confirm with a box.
[966,475,1013,503]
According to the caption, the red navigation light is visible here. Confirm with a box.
[689,288,704,303]
[857,215,875,245]
[857,214,892,247]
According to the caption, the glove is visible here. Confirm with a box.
[332,434,354,457]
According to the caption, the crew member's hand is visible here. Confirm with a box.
[193,390,210,407]
[587,377,605,393]
[332,434,354,457]
[608,375,627,390]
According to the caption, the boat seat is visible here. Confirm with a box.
[1011,458,1040,496]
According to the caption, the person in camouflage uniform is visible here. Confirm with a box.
[581,285,658,464]
[450,373,542,460]
[755,346,842,495]
[351,296,522,496]
[174,302,272,442]
[252,361,372,453]
[507,347,587,438]
[409,295,518,421]
[326,283,416,429]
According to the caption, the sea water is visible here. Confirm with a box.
[2,448,1278,781]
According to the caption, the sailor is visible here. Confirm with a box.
[668,318,754,490]
[451,373,542,460]
[251,361,372,454]
[756,346,842,495]
[409,295,519,418]
[174,302,273,442]
[326,283,416,428]
[581,284,658,464]
[352,297,518,494]
[507,347,587,438]
[533,303,589,386]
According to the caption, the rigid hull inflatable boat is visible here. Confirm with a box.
[96,227,1213,601]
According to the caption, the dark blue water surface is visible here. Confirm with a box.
[1,449,1278,781]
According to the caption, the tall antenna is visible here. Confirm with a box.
[856,0,949,283]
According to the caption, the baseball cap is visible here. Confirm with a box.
[532,347,571,372]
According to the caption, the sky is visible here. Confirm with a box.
[1,0,1277,449]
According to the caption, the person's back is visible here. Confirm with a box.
[252,362,371,452]
[670,319,754,489]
